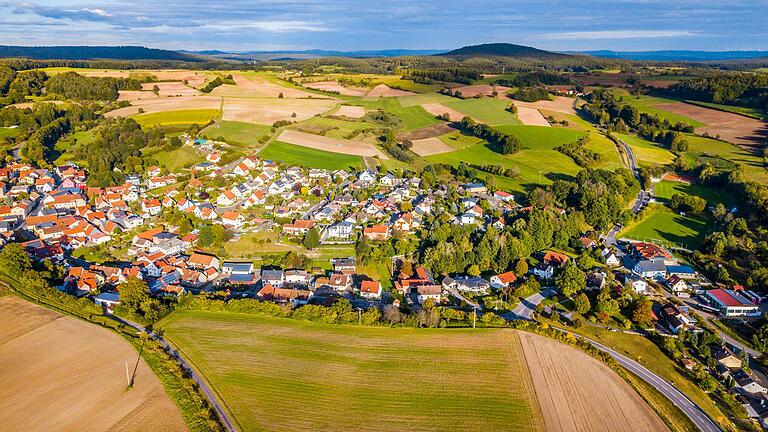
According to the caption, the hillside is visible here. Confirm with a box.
[442,43,567,59]
[580,50,768,62]
[0,45,205,61]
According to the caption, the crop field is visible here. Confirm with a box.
[296,116,378,140]
[201,121,271,148]
[420,102,467,122]
[619,96,704,127]
[515,107,551,126]
[653,102,767,148]
[620,207,713,249]
[260,140,364,170]
[410,137,456,156]
[654,180,734,207]
[445,98,521,125]
[210,74,319,99]
[133,109,219,128]
[439,131,484,149]
[106,95,222,118]
[0,297,187,431]
[222,97,337,125]
[615,133,676,167]
[276,130,386,158]
[349,98,440,131]
[512,96,580,116]
[366,84,417,98]
[684,100,766,120]
[685,134,768,183]
[303,81,367,96]
[397,93,456,107]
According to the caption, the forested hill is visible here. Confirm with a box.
[441,43,567,59]
[0,46,205,61]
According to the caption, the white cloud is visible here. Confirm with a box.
[542,30,698,40]
[201,20,330,33]
[83,8,112,17]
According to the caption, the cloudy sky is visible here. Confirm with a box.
[2,0,767,52]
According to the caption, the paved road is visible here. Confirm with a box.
[445,286,482,310]
[109,315,238,432]
[603,137,649,250]
[503,287,555,320]
[584,335,722,432]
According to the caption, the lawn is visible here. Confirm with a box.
[260,140,364,171]
[142,145,203,171]
[615,133,676,167]
[620,206,713,249]
[202,121,271,148]
[160,311,543,432]
[619,95,704,127]
[445,98,521,125]
[133,109,220,128]
[348,98,439,131]
[684,133,768,184]
[654,180,734,207]
[222,231,355,269]
[0,127,19,139]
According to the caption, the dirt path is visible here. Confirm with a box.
[0,297,187,432]
[518,332,668,432]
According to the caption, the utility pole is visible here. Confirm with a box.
[357,308,362,325]
[472,308,477,329]
[129,336,147,388]
[125,361,130,388]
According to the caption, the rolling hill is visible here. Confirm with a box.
[441,43,567,59]
[0,45,205,61]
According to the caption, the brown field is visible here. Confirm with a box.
[366,84,416,98]
[141,82,201,97]
[75,70,207,87]
[571,74,634,88]
[210,74,319,99]
[640,80,679,89]
[411,137,457,156]
[0,296,187,432]
[222,98,336,125]
[277,129,387,157]
[516,107,551,127]
[333,105,366,119]
[420,103,466,122]
[453,84,510,98]
[654,102,768,147]
[11,100,66,109]
[304,81,367,96]
[519,332,668,432]
[106,95,222,117]
[512,96,579,116]
[398,122,457,141]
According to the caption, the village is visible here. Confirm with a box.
[0,135,767,424]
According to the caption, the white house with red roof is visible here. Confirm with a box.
[360,280,382,299]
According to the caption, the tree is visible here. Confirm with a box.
[574,293,591,315]
[118,277,150,316]
[400,260,413,277]
[303,228,320,250]
[632,298,653,327]
[514,258,528,276]
[467,264,481,277]
[555,262,586,297]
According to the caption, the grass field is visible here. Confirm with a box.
[398,93,457,107]
[684,100,766,120]
[438,131,485,149]
[260,140,364,170]
[619,95,704,127]
[201,121,271,148]
[297,116,379,141]
[654,180,734,207]
[684,133,768,183]
[615,133,676,167]
[349,98,440,131]
[161,311,543,432]
[445,98,521,125]
[143,146,203,170]
[133,109,219,128]
[0,127,19,139]
[620,206,713,249]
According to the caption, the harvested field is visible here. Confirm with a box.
[222,98,336,125]
[452,84,510,98]
[0,296,187,432]
[106,96,222,118]
[420,103,466,122]
[211,74,318,99]
[512,96,579,116]
[333,105,366,119]
[519,332,668,432]
[161,311,544,432]
[411,137,457,156]
[366,84,417,98]
[277,129,387,158]
[397,123,457,141]
[118,90,153,102]
[654,102,767,147]
[11,100,66,109]
[516,107,551,127]
[304,81,366,96]
[141,82,200,97]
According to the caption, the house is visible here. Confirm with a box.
[188,252,220,271]
[666,275,689,297]
[326,221,353,239]
[604,251,621,267]
[490,271,517,289]
[463,182,486,193]
[392,213,415,232]
[711,345,743,369]
[660,303,694,334]
[579,236,597,249]
[442,276,491,295]
[360,280,382,299]
[363,225,390,241]
[633,259,668,279]
[257,284,311,306]
[415,285,442,304]
[358,169,377,183]
[216,190,237,207]
[332,257,356,274]
[705,289,761,317]
[222,261,254,275]
[667,265,697,279]
[283,219,316,236]
[284,269,312,286]
[141,199,162,216]
[94,292,120,311]
[221,211,245,229]
[532,262,554,280]
[625,275,649,295]
[493,190,514,202]
[543,251,569,266]
[734,370,768,394]
[261,269,284,287]
[627,241,675,264]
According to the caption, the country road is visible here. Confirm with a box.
[108,315,238,432]
[604,137,649,249]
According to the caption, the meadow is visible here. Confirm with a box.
[133,109,220,128]
[615,133,676,167]
[161,311,543,432]
[349,97,440,131]
[201,121,271,148]
[259,140,364,170]
[684,134,768,183]
[620,206,713,249]
[445,97,521,125]
[654,180,734,207]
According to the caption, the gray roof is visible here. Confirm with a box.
[635,260,667,273]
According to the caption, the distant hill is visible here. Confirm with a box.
[0,46,205,61]
[188,48,447,61]
[578,50,768,62]
[441,43,566,58]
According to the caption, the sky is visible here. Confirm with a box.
[1,0,767,52]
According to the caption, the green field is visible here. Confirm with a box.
[202,121,271,148]
[615,133,676,167]
[348,98,439,131]
[161,311,543,432]
[654,180,733,207]
[438,131,485,149]
[684,100,766,120]
[0,127,19,139]
[397,92,457,107]
[133,109,220,127]
[620,206,713,249]
[619,95,704,127]
[684,133,768,183]
[260,140,364,170]
[445,98,521,125]
[297,116,379,141]
[143,145,203,170]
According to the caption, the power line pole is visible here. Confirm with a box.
[472,308,477,329]
[129,336,147,388]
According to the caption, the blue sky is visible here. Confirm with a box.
[2,0,767,52]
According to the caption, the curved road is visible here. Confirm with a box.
[109,315,238,432]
